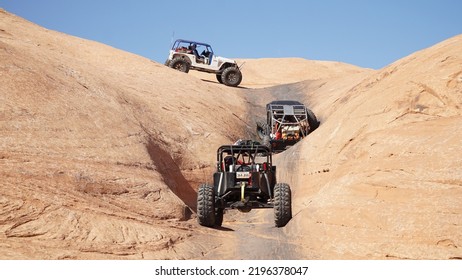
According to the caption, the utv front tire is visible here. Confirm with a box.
[169,57,190,73]
[216,74,223,84]
[221,67,242,87]
[274,183,292,227]
[197,184,216,227]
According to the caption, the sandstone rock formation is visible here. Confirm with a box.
[1,9,461,259]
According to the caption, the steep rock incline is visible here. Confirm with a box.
[238,57,370,88]
[2,8,461,260]
[277,34,462,259]
[189,57,371,88]
[0,9,248,259]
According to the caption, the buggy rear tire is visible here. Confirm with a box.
[197,183,216,227]
[169,57,190,73]
[273,183,292,227]
[221,67,242,87]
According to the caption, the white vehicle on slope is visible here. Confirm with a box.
[165,39,243,87]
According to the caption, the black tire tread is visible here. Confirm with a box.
[216,74,223,84]
[273,183,292,227]
[221,67,242,87]
[197,184,215,227]
[306,108,320,131]
[169,57,190,73]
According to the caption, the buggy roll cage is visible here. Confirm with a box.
[216,145,272,172]
[267,100,310,137]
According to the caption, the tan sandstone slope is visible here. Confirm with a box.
[0,9,249,259]
[277,34,462,259]
[1,8,461,259]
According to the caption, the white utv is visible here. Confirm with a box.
[165,39,243,87]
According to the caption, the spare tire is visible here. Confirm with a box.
[221,67,242,87]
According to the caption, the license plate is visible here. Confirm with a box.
[236,171,250,179]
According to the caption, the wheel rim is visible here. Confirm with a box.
[174,63,185,71]
[227,72,237,83]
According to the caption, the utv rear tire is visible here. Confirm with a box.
[274,183,292,227]
[169,57,190,73]
[221,67,242,87]
[197,184,216,227]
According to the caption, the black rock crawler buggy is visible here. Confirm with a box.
[197,141,292,228]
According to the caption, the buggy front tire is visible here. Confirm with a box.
[273,183,292,227]
[307,108,320,131]
[197,183,216,227]
[256,120,269,140]
[221,67,242,87]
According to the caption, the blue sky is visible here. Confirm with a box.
[2,0,461,69]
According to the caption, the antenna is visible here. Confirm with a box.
[170,31,175,48]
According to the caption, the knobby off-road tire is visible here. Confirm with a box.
[216,74,223,84]
[169,57,190,73]
[273,183,292,227]
[307,108,320,131]
[221,67,242,87]
[197,183,216,227]
[256,120,269,140]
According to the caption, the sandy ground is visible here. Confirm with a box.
[1,9,461,259]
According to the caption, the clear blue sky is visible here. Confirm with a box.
[2,0,461,69]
